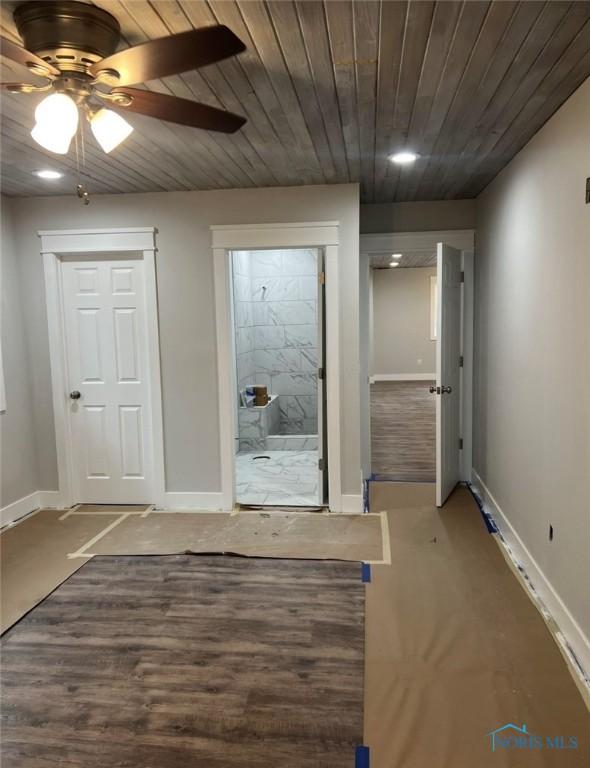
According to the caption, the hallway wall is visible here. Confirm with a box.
[371,267,436,377]
[475,78,590,658]
[0,198,40,511]
[7,184,360,500]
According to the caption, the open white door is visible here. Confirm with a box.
[317,249,328,504]
[435,243,462,506]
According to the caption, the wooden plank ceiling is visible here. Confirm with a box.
[370,250,436,269]
[1,0,590,201]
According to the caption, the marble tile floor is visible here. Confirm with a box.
[235,450,320,507]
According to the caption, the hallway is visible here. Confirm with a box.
[370,381,435,481]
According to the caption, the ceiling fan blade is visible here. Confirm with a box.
[89,26,245,86]
[110,87,247,133]
[0,36,59,78]
[1,82,40,93]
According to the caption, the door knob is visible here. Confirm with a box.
[429,386,440,394]
[441,386,452,394]
[70,390,81,400]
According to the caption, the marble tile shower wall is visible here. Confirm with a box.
[233,250,255,394]
[232,249,319,436]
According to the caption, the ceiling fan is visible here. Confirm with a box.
[0,0,247,156]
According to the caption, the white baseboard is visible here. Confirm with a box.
[162,492,226,511]
[370,373,436,382]
[0,491,41,527]
[38,490,67,509]
[471,469,590,684]
[340,494,363,514]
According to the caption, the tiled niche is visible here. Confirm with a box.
[232,249,319,441]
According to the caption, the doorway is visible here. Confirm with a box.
[360,230,474,508]
[369,253,437,482]
[41,227,165,508]
[230,248,325,507]
[211,221,342,512]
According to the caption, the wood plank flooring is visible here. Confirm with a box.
[370,380,436,482]
[1,555,364,768]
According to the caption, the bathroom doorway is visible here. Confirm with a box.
[230,248,326,507]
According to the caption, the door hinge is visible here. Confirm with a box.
[459,438,463,450]
[460,271,465,283]
[319,271,325,284]
[319,457,326,471]
[318,367,325,380]
[459,355,464,368]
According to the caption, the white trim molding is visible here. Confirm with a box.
[211,221,343,512]
[40,226,166,508]
[471,470,590,683]
[341,494,363,514]
[1,492,40,527]
[370,373,436,382]
[360,228,475,256]
[161,492,225,510]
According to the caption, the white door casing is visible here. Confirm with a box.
[211,222,342,512]
[436,242,463,506]
[61,257,152,503]
[41,228,165,508]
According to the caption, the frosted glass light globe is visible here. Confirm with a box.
[90,108,133,153]
[34,93,79,137]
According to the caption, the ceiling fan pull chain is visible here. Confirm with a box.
[74,127,90,206]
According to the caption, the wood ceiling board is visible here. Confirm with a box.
[294,0,351,183]
[1,0,589,201]
[372,0,407,200]
[458,12,590,198]
[378,0,436,202]
[399,0,492,202]
[434,0,548,200]
[370,249,436,269]
[393,0,463,202]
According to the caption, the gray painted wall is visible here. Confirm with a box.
[475,78,590,642]
[371,267,436,376]
[7,183,360,497]
[360,199,476,234]
[0,198,39,507]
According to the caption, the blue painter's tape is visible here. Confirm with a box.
[466,483,498,534]
[355,745,370,768]
[361,563,371,583]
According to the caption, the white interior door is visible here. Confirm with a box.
[317,248,327,504]
[436,243,462,506]
[61,256,153,503]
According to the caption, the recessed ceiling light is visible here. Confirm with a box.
[33,169,63,180]
[389,151,418,165]
[391,253,402,259]
[389,262,399,268]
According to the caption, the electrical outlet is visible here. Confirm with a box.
[549,524,554,542]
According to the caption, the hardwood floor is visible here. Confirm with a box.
[1,555,364,768]
[370,380,436,482]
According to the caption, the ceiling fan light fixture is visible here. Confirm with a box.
[34,93,79,135]
[31,121,73,154]
[90,108,133,153]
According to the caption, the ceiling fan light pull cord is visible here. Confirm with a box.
[74,127,90,205]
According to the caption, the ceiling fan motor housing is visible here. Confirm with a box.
[14,1,121,75]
